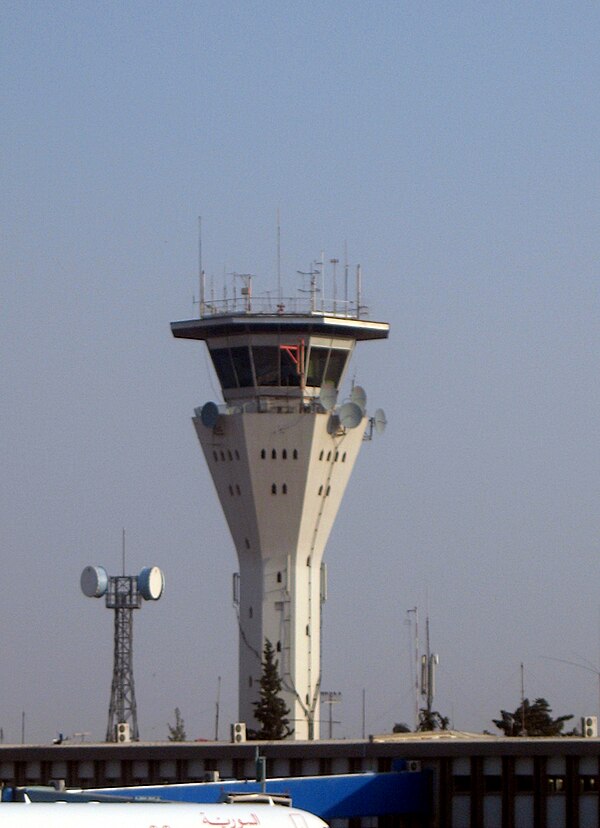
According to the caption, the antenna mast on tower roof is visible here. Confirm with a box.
[198,216,205,318]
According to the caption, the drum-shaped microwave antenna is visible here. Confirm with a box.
[319,382,338,411]
[80,565,109,598]
[350,385,367,413]
[200,401,220,428]
[138,566,165,601]
[374,408,387,435]
[339,402,363,430]
[327,412,341,434]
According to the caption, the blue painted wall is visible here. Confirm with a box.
[97,772,431,820]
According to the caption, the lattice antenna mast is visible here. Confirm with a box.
[106,574,141,740]
[81,563,165,742]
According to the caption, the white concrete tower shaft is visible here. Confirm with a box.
[172,306,389,739]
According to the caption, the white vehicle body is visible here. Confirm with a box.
[0,802,328,828]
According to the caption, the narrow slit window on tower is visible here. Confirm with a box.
[261,449,266,459]
[319,450,324,461]
[282,484,287,494]
[249,607,253,618]
[342,452,347,462]
[277,572,282,583]
[282,449,287,459]
[293,449,298,459]
[228,485,234,496]
[220,451,225,461]
[244,538,250,549]
[235,449,240,460]
[236,484,241,495]
[326,485,331,496]
[335,451,339,461]
[318,485,323,496]
[213,451,218,462]
[276,641,281,652]
[272,483,277,494]
[272,448,277,459]
[327,451,331,461]
[228,450,233,461]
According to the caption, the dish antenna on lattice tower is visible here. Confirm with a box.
[80,546,164,743]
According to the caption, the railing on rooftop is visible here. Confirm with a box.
[197,295,369,320]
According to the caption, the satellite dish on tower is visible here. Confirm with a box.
[339,402,363,430]
[374,408,387,435]
[138,566,165,601]
[327,412,341,434]
[319,382,338,411]
[350,385,367,413]
[80,565,108,598]
[200,401,219,428]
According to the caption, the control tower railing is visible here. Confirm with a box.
[198,294,368,320]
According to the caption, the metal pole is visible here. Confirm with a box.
[215,676,221,741]
[198,216,204,318]
[362,688,366,739]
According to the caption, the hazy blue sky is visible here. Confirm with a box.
[2,1,600,743]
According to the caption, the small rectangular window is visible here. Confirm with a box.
[515,775,534,792]
[484,775,502,793]
[453,775,472,793]
[580,775,598,792]
[547,776,566,793]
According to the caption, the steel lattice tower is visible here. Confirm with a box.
[106,575,141,741]
[81,564,165,742]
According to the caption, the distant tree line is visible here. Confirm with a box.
[493,698,573,737]
[392,696,574,737]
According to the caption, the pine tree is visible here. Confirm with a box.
[253,639,293,739]
[167,707,187,741]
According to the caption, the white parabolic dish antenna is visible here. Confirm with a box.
[374,408,387,435]
[138,566,165,601]
[319,382,338,411]
[350,385,367,413]
[200,401,219,428]
[327,412,341,434]
[80,565,108,598]
[339,401,363,429]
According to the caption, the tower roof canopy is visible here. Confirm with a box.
[171,313,390,342]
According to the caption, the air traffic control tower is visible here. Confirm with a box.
[171,272,389,739]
